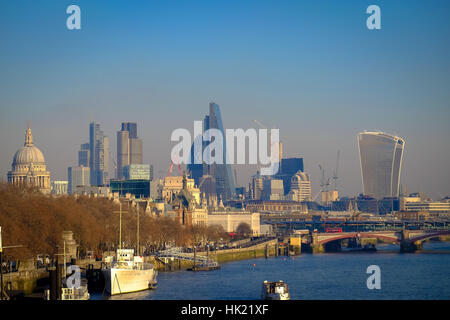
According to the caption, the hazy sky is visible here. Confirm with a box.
[1,0,449,199]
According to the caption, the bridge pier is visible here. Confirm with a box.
[400,240,421,253]
[312,244,324,254]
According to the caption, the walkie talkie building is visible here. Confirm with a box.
[357,131,405,200]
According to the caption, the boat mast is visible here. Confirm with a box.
[136,204,140,256]
[63,240,66,279]
[119,202,122,250]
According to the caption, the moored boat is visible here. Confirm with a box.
[102,249,157,295]
[187,260,221,271]
[261,280,290,300]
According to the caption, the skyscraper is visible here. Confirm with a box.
[78,143,90,167]
[273,157,304,195]
[187,102,236,200]
[358,131,405,200]
[89,122,109,186]
[122,122,137,139]
[116,122,143,179]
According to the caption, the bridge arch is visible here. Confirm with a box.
[318,232,399,246]
[408,230,450,243]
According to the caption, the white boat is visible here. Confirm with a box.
[261,280,290,300]
[44,240,90,300]
[102,249,157,295]
[44,270,90,300]
[45,280,90,300]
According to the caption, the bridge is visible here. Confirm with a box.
[310,229,450,253]
[155,247,211,263]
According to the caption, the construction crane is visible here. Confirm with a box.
[253,119,268,129]
[332,150,340,190]
[313,165,330,203]
[166,153,183,177]
[319,164,330,192]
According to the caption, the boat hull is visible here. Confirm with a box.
[102,268,157,295]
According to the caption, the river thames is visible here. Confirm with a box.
[93,241,450,300]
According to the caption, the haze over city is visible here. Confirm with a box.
[1,0,449,199]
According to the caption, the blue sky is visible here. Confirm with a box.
[0,0,449,198]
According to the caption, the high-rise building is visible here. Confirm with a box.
[89,122,109,186]
[123,164,152,180]
[358,131,405,199]
[122,122,137,139]
[251,174,264,200]
[187,102,236,200]
[117,122,143,179]
[110,179,150,198]
[78,143,90,167]
[281,158,304,176]
[262,179,284,201]
[68,166,90,194]
[208,102,236,200]
[287,171,311,202]
[273,157,304,195]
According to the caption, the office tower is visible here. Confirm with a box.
[251,174,263,200]
[117,122,143,179]
[188,132,206,186]
[288,171,312,202]
[68,166,90,194]
[358,131,405,199]
[89,122,109,186]
[117,129,129,179]
[123,164,151,180]
[281,158,304,175]
[273,157,304,195]
[110,179,150,198]
[122,122,137,139]
[208,102,236,200]
[129,138,143,164]
[78,143,90,167]
[262,179,284,200]
[187,102,236,200]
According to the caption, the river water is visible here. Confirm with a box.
[93,241,450,300]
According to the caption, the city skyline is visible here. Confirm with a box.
[1,1,449,198]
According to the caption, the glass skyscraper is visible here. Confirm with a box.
[117,122,143,179]
[358,131,405,200]
[89,122,109,186]
[188,102,236,200]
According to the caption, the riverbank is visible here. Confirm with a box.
[149,239,279,271]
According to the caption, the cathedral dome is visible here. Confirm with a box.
[13,145,45,166]
[11,123,46,167]
[8,122,51,194]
